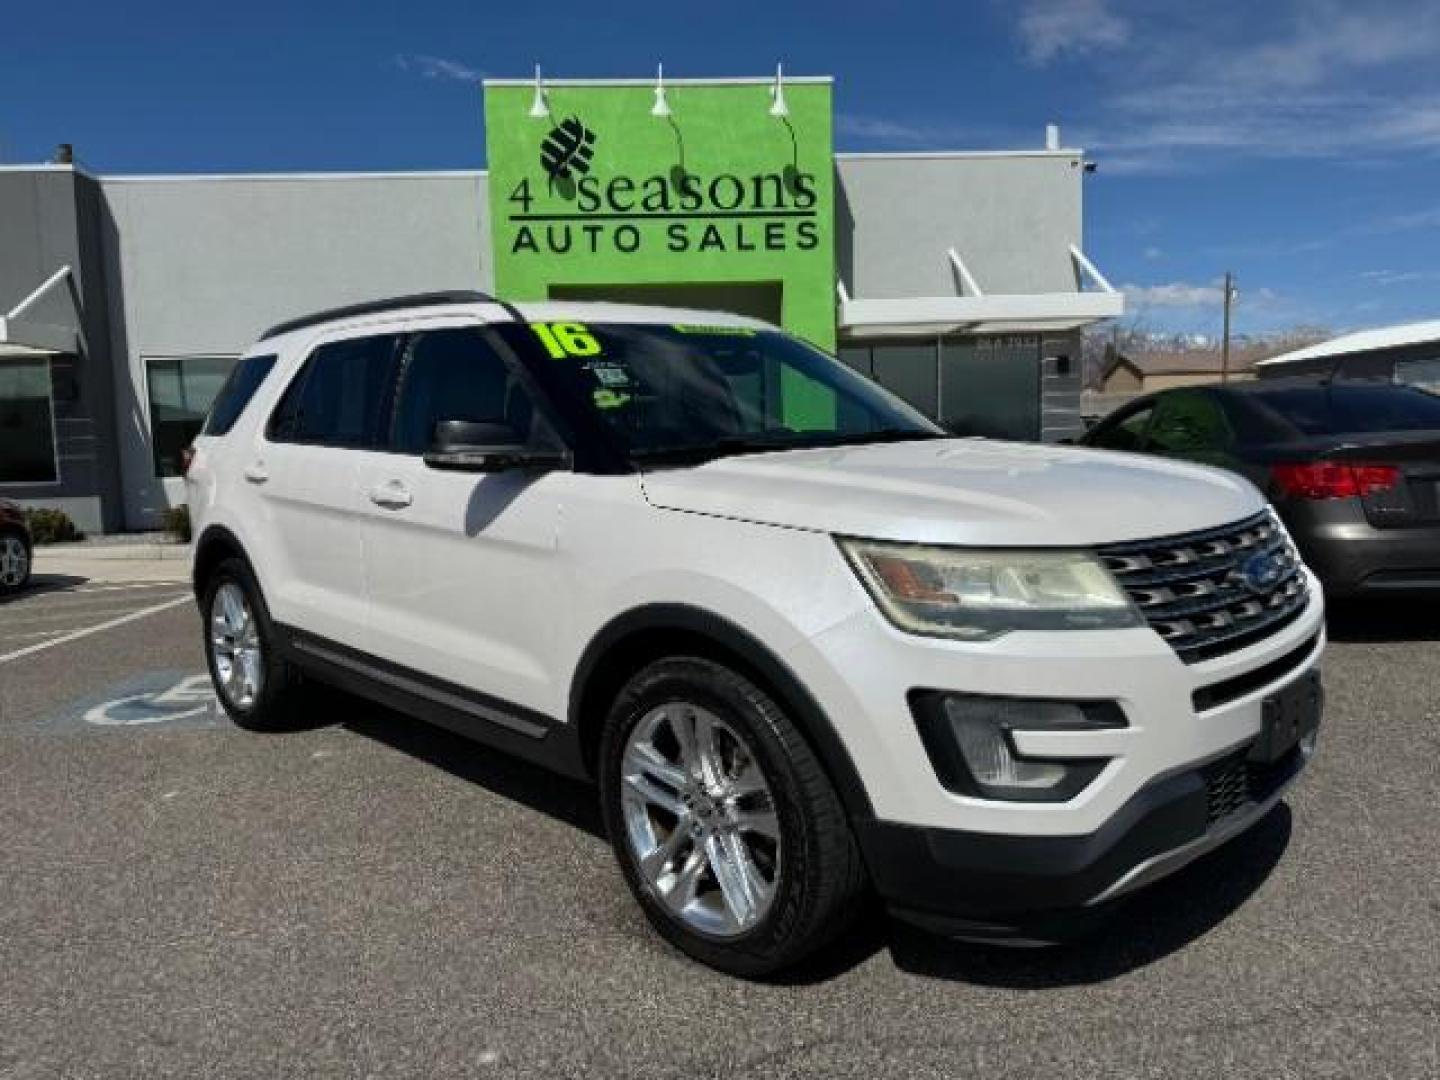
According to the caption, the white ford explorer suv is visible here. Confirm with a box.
[186,291,1324,976]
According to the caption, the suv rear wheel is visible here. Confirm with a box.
[0,529,31,594]
[202,557,303,730]
[599,657,867,976]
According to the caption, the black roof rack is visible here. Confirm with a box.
[258,290,497,341]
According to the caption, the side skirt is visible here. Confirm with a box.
[275,624,588,780]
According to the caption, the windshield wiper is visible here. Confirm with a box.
[631,434,803,465]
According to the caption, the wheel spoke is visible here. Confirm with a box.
[706,831,768,930]
[694,712,727,789]
[239,650,262,699]
[630,741,688,794]
[639,816,693,878]
[622,769,686,818]
[668,709,700,775]
[658,845,708,913]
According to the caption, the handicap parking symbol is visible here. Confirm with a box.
[27,671,225,734]
[83,674,219,727]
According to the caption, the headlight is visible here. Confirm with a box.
[838,538,1143,640]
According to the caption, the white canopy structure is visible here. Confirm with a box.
[0,265,84,357]
[837,245,1123,338]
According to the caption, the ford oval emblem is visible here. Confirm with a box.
[1238,551,1284,594]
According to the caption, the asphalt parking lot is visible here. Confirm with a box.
[1,564,1437,1079]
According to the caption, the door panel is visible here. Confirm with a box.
[249,441,368,647]
[250,331,402,650]
[357,322,569,714]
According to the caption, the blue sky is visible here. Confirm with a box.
[5,0,1439,337]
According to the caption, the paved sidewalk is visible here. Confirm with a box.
[32,541,191,585]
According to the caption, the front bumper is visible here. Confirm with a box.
[857,716,1315,940]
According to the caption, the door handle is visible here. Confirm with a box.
[369,481,413,509]
[243,463,269,484]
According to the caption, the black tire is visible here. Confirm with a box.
[599,657,868,977]
[0,528,32,595]
[201,557,305,731]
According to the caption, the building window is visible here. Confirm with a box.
[146,356,236,477]
[0,356,59,484]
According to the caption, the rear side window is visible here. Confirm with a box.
[268,335,402,447]
[1147,392,1232,454]
[1254,385,1440,435]
[202,354,276,436]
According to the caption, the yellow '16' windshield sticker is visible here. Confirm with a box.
[532,322,601,359]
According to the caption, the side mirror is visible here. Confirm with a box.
[423,419,569,473]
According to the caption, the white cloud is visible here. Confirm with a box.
[1361,269,1436,286]
[1026,2,1440,171]
[1368,206,1440,233]
[1122,281,1225,308]
[1017,0,1130,64]
[836,114,956,146]
[1142,245,1163,260]
[394,53,485,82]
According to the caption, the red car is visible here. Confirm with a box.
[0,499,32,595]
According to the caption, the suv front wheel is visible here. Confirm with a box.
[599,657,867,976]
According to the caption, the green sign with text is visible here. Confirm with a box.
[484,78,836,351]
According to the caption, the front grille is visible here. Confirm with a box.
[1099,511,1309,663]
[1201,746,1302,826]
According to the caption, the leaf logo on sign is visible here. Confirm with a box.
[540,116,596,197]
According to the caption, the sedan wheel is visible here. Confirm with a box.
[0,533,30,590]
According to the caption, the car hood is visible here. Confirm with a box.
[639,438,1265,547]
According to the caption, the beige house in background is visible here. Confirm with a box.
[1100,352,1260,395]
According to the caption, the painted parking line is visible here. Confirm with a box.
[0,595,194,666]
[2,599,189,628]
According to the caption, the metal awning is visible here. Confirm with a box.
[837,245,1123,338]
[0,265,83,357]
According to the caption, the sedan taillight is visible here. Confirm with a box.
[1272,461,1400,500]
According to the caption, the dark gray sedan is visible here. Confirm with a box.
[1082,380,1440,597]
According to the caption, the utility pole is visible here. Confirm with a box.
[1221,271,1235,383]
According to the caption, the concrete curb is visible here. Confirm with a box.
[35,543,191,562]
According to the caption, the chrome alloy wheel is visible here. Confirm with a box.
[210,581,263,710]
[0,534,28,588]
[620,703,782,937]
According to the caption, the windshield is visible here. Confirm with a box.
[1253,385,1440,436]
[500,321,942,461]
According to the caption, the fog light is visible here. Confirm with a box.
[946,698,1080,791]
[911,692,1123,803]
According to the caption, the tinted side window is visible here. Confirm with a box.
[391,329,538,454]
[1148,393,1232,454]
[1089,403,1154,451]
[269,335,401,447]
[203,354,276,436]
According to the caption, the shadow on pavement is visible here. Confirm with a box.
[322,690,1291,988]
[341,695,605,841]
[883,803,1292,987]
[1325,598,1440,643]
[0,573,90,604]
